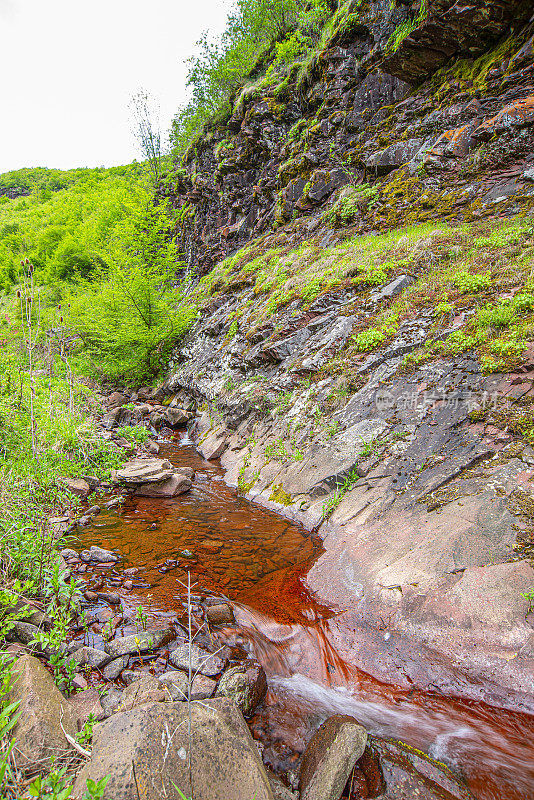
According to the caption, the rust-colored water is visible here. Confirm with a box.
[76,436,534,800]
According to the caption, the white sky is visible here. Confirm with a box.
[0,0,233,173]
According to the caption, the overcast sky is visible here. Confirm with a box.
[0,0,233,173]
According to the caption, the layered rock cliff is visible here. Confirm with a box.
[159,1,534,700]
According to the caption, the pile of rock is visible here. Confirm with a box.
[112,457,193,498]
[101,390,192,433]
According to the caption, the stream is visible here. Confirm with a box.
[74,434,534,800]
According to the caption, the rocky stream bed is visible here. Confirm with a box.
[6,390,534,800]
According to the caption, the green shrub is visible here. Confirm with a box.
[452,270,491,294]
[355,328,386,351]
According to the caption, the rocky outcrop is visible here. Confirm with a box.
[299,715,367,800]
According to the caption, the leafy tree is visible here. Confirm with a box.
[64,203,196,382]
[170,0,330,156]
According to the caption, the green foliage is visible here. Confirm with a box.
[322,467,360,518]
[433,301,453,317]
[354,327,386,351]
[451,270,491,294]
[170,0,330,156]
[0,164,148,291]
[65,203,196,382]
[116,425,150,444]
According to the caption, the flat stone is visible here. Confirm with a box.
[134,474,192,497]
[63,477,91,498]
[72,699,274,800]
[104,628,174,657]
[117,674,166,711]
[299,715,367,800]
[114,457,174,486]
[169,643,226,676]
[158,670,216,700]
[71,646,109,670]
[89,545,118,563]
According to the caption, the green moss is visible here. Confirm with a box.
[268,484,293,505]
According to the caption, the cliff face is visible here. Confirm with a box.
[162,0,534,273]
[159,2,534,700]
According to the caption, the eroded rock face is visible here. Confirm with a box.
[9,654,77,769]
[72,699,274,800]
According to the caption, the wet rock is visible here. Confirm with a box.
[83,590,98,602]
[217,661,267,716]
[61,548,78,560]
[365,736,473,799]
[89,545,119,563]
[97,591,121,605]
[169,643,226,676]
[105,496,123,509]
[63,477,91,498]
[207,603,235,625]
[146,441,160,454]
[199,539,224,554]
[266,770,298,800]
[117,674,166,710]
[72,698,274,800]
[86,505,101,516]
[8,654,77,768]
[123,580,133,590]
[198,432,228,460]
[175,465,195,479]
[77,515,91,526]
[134,474,192,497]
[103,655,129,680]
[164,407,190,427]
[158,670,217,700]
[299,715,367,800]
[71,646,109,670]
[104,628,174,657]
[114,457,174,486]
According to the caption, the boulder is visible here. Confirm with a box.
[106,391,127,408]
[207,603,235,625]
[299,715,368,800]
[103,655,129,680]
[217,661,267,717]
[134,474,192,497]
[117,674,166,711]
[158,670,216,700]
[164,407,190,427]
[68,687,105,728]
[9,654,77,768]
[114,458,174,486]
[104,628,174,658]
[63,477,91,498]
[169,643,226,676]
[72,698,274,800]
[363,737,473,799]
[71,646,109,670]
[88,545,118,563]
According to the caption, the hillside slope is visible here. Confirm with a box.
[155,0,534,698]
